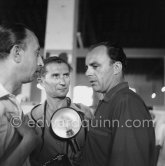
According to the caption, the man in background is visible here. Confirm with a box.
[29,56,92,166]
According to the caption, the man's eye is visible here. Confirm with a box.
[64,73,70,77]
[36,51,40,57]
[92,65,98,69]
[85,66,88,71]
[52,74,59,78]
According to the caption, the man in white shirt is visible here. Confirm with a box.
[0,23,43,166]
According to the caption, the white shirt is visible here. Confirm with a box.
[0,83,30,166]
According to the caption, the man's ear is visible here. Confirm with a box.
[10,45,24,63]
[113,61,122,75]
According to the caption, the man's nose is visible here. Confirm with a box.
[85,66,92,76]
[59,77,66,85]
[38,55,44,67]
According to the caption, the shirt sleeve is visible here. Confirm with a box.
[0,103,15,159]
[155,122,165,146]
[108,94,155,166]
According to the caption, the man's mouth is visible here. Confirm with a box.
[34,66,42,78]
[58,88,67,91]
[33,70,40,78]
[89,80,97,85]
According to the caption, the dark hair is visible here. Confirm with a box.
[89,42,127,73]
[0,23,31,59]
[40,56,72,77]
[58,52,68,62]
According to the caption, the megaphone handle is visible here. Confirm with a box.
[65,140,69,155]
[70,139,77,153]
[69,138,80,153]
[73,138,80,151]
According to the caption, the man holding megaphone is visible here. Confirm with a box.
[28,56,92,166]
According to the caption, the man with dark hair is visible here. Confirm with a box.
[81,42,155,166]
[29,56,92,166]
[0,23,43,166]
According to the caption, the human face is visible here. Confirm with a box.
[41,62,70,98]
[85,46,116,94]
[21,30,43,83]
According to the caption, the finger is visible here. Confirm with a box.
[5,112,12,121]
[20,115,29,127]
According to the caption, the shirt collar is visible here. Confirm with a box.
[0,83,11,98]
[103,82,129,102]
[0,83,22,116]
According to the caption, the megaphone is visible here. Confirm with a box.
[50,107,83,153]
